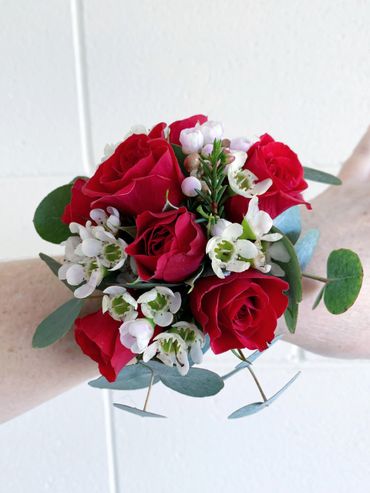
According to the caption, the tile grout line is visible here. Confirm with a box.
[70,1,120,492]
[70,0,95,176]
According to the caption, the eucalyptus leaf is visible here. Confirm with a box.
[89,364,160,390]
[303,166,342,185]
[39,253,73,292]
[324,249,363,314]
[312,285,325,310]
[228,372,300,419]
[33,183,73,244]
[271,228,302,333]
[32,298,83,348]
[145,361,224,397]
[295,229,320,270]
[274,207,301,244]
[113,403,166,418]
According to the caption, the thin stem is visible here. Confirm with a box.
[246,366,267,402]
[143,372,155,412]
[302,272,328,283]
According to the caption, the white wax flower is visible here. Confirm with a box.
[206,222,258,279]
[229,137,253,152]
[102,286,138,322]
[227,151,272,199]
[171,322,205,365]
[201,143,214,156]
[119,318,154,354]
[137,287,181,327]
[58,208,128,299]
[179,127,204,154]
[181,176,202,197]
[199,121,224,145]
[143,332,190,376]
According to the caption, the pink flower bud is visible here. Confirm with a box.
[181,176,202,197]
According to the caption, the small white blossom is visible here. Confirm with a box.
[125,124,148,138]
[102,286,138,322]
[227,151,272,199]
[199,121,224,145]
[206,222,258,279]
[181,176,202,197]
[137,287,181,327]
[58,208,128,299]
[229,137,253,152]
[171,322,205,365]
[119,318,154,354]
[179,126,204,154]
[143,332,190,376]
[101,143,120,162]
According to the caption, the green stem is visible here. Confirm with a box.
[246,366,267,402]
[143,371,155,412]
[302,272,328,283]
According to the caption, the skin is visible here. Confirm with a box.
[0,127,369,423]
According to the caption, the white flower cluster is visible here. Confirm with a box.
[58,207,128,298]
[207,197,288,279]
[143,322,205,376]
[227,150,272,199]
[179,120,224,155]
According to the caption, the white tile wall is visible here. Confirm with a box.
[1,1,370,492]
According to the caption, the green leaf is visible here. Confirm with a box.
[89,364,160,390]
[324,249,363,314]
[294,229,320,270]
[32,297,83,348]
[274,207,301,244]
[39,253,74,292]
[312,285,325,310]
[271,228,303,333]
[33,183,73,244]
[145,361,224,397]
[113,404,166,418]
[171,144,187,170]
[228,372,300,419]
[303,166,342,185]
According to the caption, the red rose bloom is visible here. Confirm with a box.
[126,207,207,283]
[169,114,207,145]
[84,133,184,216]
[190,271,288,353]
[61,178,93,225]
[75,310,134,382]
[227,134,310,220]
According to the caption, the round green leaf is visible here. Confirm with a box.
[89,364,160,390]
[324,249,363,314]
[157,366,224,397]
[33,183,72,244]
[32,297,83,348]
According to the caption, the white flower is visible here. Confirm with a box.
[124,124,148,138]
[102,286,138,322]
[119,318,154,354]
[58,208,128,299]
[143,332,190,376]
[211,218,232,237]
[242,197,286,275]
[179,126,204,154]
[181,176,202,197]
[206,222,258,278]
[137,287,181,327]
[229,137,253,152]
[227,151,272,199]
[199,121,224,145]
[171,322,205,365]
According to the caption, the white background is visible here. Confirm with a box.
[1,1,370,492]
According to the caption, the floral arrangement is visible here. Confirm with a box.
[33,115,363,418]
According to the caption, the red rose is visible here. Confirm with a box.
[169,114,207,145]
[61,178,93,225]
[126,207,207,282]
[84,133,184,216]
[190,270,288,353]
[226,134,310,220]
[75,310,134,382]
